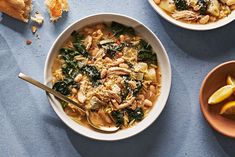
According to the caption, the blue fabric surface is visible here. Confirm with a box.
[0,0,235,156]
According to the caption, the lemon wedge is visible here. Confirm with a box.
[220,101,235,115]
[227,75,235,85]
[208,85,235,105]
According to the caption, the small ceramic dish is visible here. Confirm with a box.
[200,61,235,138]
[148,0,235,31]
[44,13,172,141]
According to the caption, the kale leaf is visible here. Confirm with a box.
[111,110,124,126]
[137,50,157,65]
[125,107,144,122]
[133,80,142,96]
[121,76,142,101]
[73,43,89,58]
[52,81,71,96]
[52,78,80,96]
[71,31,84,43]
[81,65,101,86]
[111,22,135,37]
[71,31,89,58]
[174,0,188,10]
[111,107,144,126]
[137,39,157,65]
[101,42,125,58]
[139,39,152,51]
[198,0,208,15]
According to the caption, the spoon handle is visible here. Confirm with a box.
[18,73,85,111]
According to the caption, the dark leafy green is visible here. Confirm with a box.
[121,76,142,101]
[111,111,124,126]
[60,101,68,109]
[111,107,144,126]
[125,107,144,122]
[139,39,152,51]
[138,50,157,65]
[81,65,101,86]
[133,80,142,96]
[52,78,80,96]
[111,22,135,37]
[73,43,89,58]
[53,81,70,95]
[71,31,84,43]
[101,42,125,58]
[60,48,80,60]
[174,0,188,10]
[60,48,80,79]
[71,31,89,58]
[198,0,208,15]
[137,39,157,65]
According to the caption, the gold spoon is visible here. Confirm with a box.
[18,73,120,132]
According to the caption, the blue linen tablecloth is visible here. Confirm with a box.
[0,0,235,156]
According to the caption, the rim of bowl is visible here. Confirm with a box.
[199,60,235,138]
[44,13,172,141]
[148,0,235,31]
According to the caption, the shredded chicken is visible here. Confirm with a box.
[112,97,136,109]
[84,35,93,50]
[107,67,131,75]
[172,10,200,21]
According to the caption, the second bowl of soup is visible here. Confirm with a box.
[148,0,235,30]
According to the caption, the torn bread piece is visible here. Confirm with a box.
[45,0,68,21]
[0,0,32,22]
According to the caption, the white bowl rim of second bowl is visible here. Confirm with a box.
[148,0,235,31]
[44,13,172,141]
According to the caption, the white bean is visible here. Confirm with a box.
[143,99,153,107]
[104,57,112,63]
[120,35,125,42]
[199,15,210,24]
[101,69,107,79]
[227,0,235,5]
[137,94,145,101]
[119,63,129,69]
[74,74,83,83]
[71,88,78,94]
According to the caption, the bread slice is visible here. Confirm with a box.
[45,0,68,21]
[0,0,32,22]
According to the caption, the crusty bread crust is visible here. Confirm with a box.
[45,0,68,21]
[0,0,32,22]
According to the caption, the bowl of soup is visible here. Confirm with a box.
[148,0,235,30]
[44,13,171,141]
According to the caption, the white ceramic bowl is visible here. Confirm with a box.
[44,13,171,141]
[148,0,235,31]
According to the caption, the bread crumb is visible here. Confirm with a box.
[31,12,44,25]
[31,25,37,34]
[45,0,69,22]
[26,40,32,45]
[36,34,40,39]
